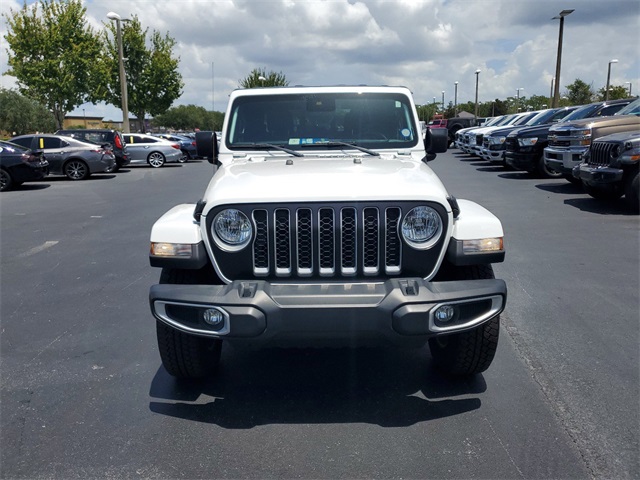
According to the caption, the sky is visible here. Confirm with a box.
[1,0,639,121]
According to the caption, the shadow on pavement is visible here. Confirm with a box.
[148,345,485,428]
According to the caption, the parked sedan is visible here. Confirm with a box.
[122,134,184,167]
[153,133,197,160]
[0,140,49,191]
[9,134,115,180]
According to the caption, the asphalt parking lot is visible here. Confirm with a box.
[1,152,638,479]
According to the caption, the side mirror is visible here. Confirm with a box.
[195,131,219,164]
[423,128,448,161]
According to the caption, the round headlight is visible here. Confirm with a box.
[213,209,252,250]
[401,206,443,249]
[610,144,622,159]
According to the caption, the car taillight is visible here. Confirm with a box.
[114,135,123,149]
[191,142,196,146]
[171,143,180,150]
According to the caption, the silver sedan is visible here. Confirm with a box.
[122,134,185,167]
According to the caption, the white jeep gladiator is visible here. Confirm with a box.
[148,85,507,379]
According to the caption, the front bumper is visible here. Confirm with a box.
[574,164,624,185]
[149,278,507,346]
[505,151,536,171]
[544,146,587,175]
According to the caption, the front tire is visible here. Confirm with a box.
[583,182,624,201]
[536,155,563,178]
[624,169,639,211]
[429,264,500,376]
[156,268,222,379]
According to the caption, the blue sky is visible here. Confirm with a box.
[1,0,638,122]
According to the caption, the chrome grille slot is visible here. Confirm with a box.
[385,208,401,274]
[296,208,313,276]
[252,209,269,275]
[318,208,335,275]
[341,208,357,275]
[274,209,291,275]
[363,207,379,275]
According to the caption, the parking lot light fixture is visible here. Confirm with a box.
[454,81,458,116]
[107,11,130,133]
[474,69,481,120]
[625,82,632,96]
[441,90,445,111]
[605,59,618,101]
[551,9,574,108]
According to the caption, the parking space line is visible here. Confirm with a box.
[18,241,59,258]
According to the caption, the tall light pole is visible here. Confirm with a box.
[516,87,524,112]
[474,69,481,120]
[454,81,458,116]
[549,77,555,106]
[441,90,445,112]
[107,12,130,133]
[625,81,633,96]
[552,9,574,108]
[605,59,618,101]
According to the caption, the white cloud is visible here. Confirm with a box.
[1,0,638,120]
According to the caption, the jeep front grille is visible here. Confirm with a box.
[208,202,447,281]
[588,142,617,167]
[252,206,402,277]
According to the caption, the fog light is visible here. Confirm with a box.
[434,305,456,323]
[203,308,225,326]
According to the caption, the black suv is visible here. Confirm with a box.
[55,129,129,172]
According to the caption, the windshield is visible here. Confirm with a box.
[513,112,538,126]
[483,116,504,127]
[562,103,603,121]
[226,92,419,151]
[615,98,640,116]
[525,109,560,126]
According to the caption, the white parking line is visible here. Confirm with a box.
[19,241,59,258]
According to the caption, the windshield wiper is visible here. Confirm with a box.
[300,140,380,156]
[245,143,304,157]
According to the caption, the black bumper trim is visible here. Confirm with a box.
[577,165,624,184]
[149,278,507,345]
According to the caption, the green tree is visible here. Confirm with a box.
[3,0,105,129]
[239,68,289,88]
[152,105,224,132]
[0,88,56,135]
[565,79,595,105]
[102,16,183,132]
[596,85,632,101]
[527,94,553,111]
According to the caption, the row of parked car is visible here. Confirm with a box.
[0,129,200,191]
[453,97,640,210]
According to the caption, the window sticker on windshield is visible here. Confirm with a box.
[289,138,329,145]
[395,101,402,108]
[400,128,411,138]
